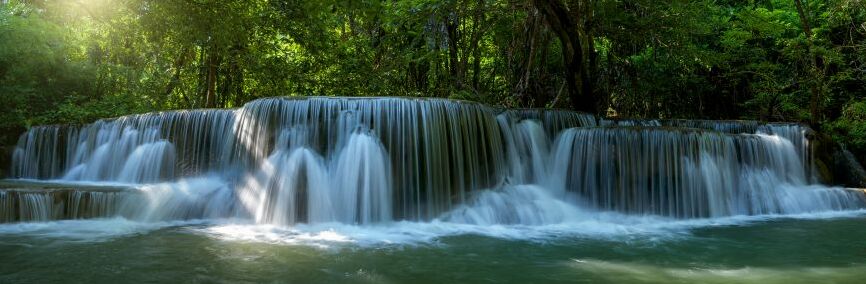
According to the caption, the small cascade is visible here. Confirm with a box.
[11,126,75,179]
[0,189,125,222]
[662,119,761,133]
[0,179,235,223]
[331,132,392,224]
[239,147,332,225]
[13,110,235,181]
[500,109,597,136]
[120,178,235,221]
[550,127,863,217]
[443,185,581,225]
[3,96,865,225]
[67,191,123,219]
[236,130,392,225]
[499,119,552,185]
[115,141,176,183]
[18,193,53,221]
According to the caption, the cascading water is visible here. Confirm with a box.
[548,127,858,218]
[2,96,864,225]
[330,131,393,224]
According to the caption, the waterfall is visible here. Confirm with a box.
[330,131,392,224]
[239,147,332,225]
[0,189,124,222]
[548,127,860,218]
[442,184,582,225]
[3,96,864,225]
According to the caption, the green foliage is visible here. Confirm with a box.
[831,101,866,159]
[1,0,865,162]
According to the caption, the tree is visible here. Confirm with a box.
[794,0,825,127]
[3,0,866,166]
[531,0,596,113]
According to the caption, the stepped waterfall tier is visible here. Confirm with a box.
[3,97,864,224]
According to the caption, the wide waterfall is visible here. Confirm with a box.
[3,97,864,224]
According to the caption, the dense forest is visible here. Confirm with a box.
[1,0,865,160]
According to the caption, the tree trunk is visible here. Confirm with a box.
[579,0,598,108]
[164,48,190,99]
[204,50,219,108]
[446,14,463,91]
[532,0,597,113]
[515,10,541,106]
[470,0,485,90]
[794,0,823,127]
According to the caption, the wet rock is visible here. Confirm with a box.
[0,146,11,179]
[833,144,866,188]
[809,133,836,184]
[808,133,866,187]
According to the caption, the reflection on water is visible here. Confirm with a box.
[569,259,865,284]
[0,215,865,283]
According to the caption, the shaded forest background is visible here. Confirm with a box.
[1,0,865,160]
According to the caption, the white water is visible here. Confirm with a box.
[3,97,865,243]
[0,218,210,242]
[2,207,863,247]
[233,130,393,226]
[119,177,236,221]
[330,132,392,224]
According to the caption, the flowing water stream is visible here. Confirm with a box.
[1,96,864,283]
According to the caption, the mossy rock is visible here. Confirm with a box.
[809,132,866,187]
[813,158,834,185]
[809,132,836,184]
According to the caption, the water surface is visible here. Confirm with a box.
[1,214,864,283]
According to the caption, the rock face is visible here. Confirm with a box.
[0,146,10,179]
[811,132,866,188]
[807,132,834,184]
[833,145,866,188]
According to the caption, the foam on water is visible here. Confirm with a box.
[120,176,237,221]
[0,218,209,242]
[567,259,866,284]
[192,207,866,248]
[2,178,865,247]
[0,205,863,247]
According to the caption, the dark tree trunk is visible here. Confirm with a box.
[470,0,484,91]
[446,14,463,91]
[164,48,190,99]
[204,50,219,108]
[532,0,597,113]
[794,0,823,128]
[515,11,541,106]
